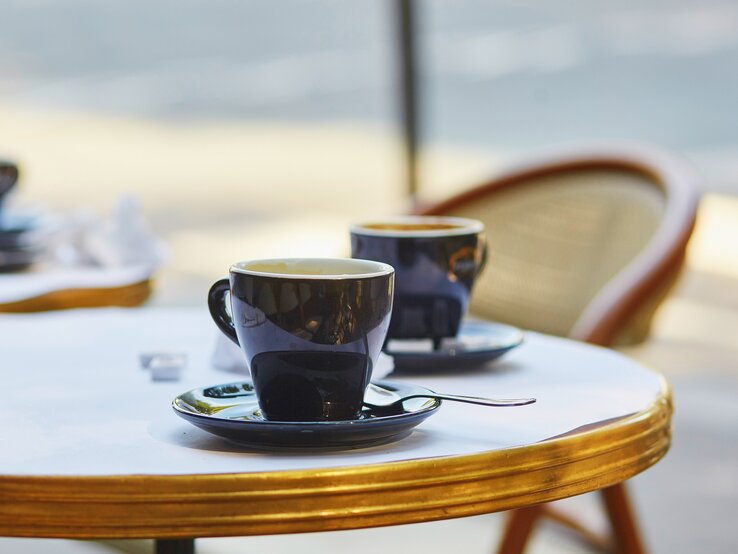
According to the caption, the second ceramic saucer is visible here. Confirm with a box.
[384,320,524,372]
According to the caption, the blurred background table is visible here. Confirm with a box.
[0,272,153,313]
[0,308,670,554]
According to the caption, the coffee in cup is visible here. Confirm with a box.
[350,216,486,345]
[208,258,394,422]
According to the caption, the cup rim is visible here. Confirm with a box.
[230,257,394,280]
[349,216,484,237]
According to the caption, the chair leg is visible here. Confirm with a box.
[496,505,545,554]
[544,505,611,551]
[601,483,646,554]
[496,483,645,554]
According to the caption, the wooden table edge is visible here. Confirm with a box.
[0,379,672,539]
[0,280,153,313]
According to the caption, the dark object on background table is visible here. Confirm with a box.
[0,218,44,272]
[0,162,40,273]
[0,246,39,273]
[385,320,524,372]
[0,212,43,250]
[172,380,440,449]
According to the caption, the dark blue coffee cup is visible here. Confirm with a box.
[208,258,394,422]
[350,217,486,345]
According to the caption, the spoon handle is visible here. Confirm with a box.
[403,393,536,407]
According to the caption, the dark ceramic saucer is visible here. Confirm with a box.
[172,380,440,449]
[384,320,524,372]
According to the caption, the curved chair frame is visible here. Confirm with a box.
[417,146,699,346]
[416,146,699,553]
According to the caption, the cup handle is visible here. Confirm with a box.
[477,237,489,276]
[208,278,240,346]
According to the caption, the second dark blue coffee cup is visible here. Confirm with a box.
[350,216,486,345]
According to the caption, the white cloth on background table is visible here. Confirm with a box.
[0,195,166,303]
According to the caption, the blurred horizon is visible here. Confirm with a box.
[3,0,738,305]
[2,0,738,194]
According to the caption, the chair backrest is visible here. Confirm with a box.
[417,148,699,346]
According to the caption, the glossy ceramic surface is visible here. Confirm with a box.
[350,216,486,343]
[385,320,524,372]
[208,258,394,422]
[0,211,46,273]
[172,380,440,448]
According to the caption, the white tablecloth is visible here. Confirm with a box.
[0,307,664,476]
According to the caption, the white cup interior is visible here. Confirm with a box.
[232,258,394,279]
[350,216,484,237]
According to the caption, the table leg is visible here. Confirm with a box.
[156,538,195,554]
[496,505,544,554]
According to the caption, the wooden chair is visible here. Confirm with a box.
[416,146,699,553]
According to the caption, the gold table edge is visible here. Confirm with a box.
[0,383,672,539]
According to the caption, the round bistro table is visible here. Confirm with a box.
[0,308,671,553]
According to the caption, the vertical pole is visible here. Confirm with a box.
[156,538,195,554]
[395,0,420,203]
